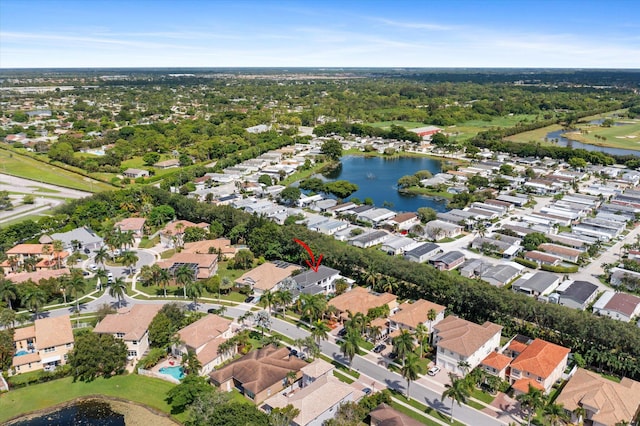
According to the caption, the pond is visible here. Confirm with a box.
[545,128,640,158]
[319,155,448,213]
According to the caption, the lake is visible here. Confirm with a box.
[546,129,640,158]
[320,155,447,212]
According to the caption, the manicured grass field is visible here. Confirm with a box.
[368,120,426,130]
[446,114,540,141]
[505,124,563,143]
[0,147,113,192]
[0,375,179,423]
[561,121,640,150]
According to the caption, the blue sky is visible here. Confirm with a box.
[1,0,639,68]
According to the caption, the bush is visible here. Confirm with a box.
[541,264,579,273]
[8,365,72,389]
[514,258,539,269]
[136,347,166,370]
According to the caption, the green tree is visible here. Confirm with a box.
[279,186,301,205]
[143,152,160,166]
[258,174,273,186]
[68,332,127,382]
[22,284,47,318]
[94,246,109,267]
[234,249,255,269]
[339,328,360,366]
[568,157,588,170]
[175,264,195,299]
[200,401,269,426]
[417,207,437,223]
[321,139,343,161]
[121,250,139,275]
[323,180,359,198]
[397,175,420,189]
[166,374,213,414]
[392,329,415,367]
[184,391,232,426]
[0,279,17,310]
[181,348,202,376]
[401,352,421,397]
[0,328,14,371]
[522,232,550,251]
[186,280,204,310]
[544,402,570,426]
[441,372,472,423]
[149,312,175,348]
[268,404,300,426]
[414,323,430,358]
[516,384,545,426]
[311,319,330,345]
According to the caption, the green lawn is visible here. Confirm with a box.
[139,236,160,249]
[367,121,427,130]
[445,114,541,141]
[0,146,113,192]
[506,124,564,143]
[390,390,466,426]
[0,375,180,423]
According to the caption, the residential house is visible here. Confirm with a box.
[471,236,521,259]
[153,159,180,169]
[183,238,237,260]
[262,359,363,426]
[356,208,396,226]
[6,268,70,284]
[349,230,391,249]
[386,212,420,231]
[433,316,502,376]
[369,403,425,426]
[404,242,441,263]
[49,226,105,252]
[93,304,162,363]
[389,299,445,334]
[430,251,465,271]
[173,314,235,375]
[114,218,146,239]
[481,264,522,287]
[11,315,74,375]
[235,261,299,296]
[538,243,582,263]
[524,251,562,266]
[160,220,209,248]
[592,291,640,323]
[512,272,561,297]
[610,267,640,288]
[329,286,398,320]
[157,252,218,280]
[293,265,343,295]
[209,344,307,404]
[424,220,463,240]
[508,338,570,394]
[555,280,599,310]
[479,352,512,380]
[380,236,421,255]
[2,244,69,271]
[122,168,149,179]
[556,368,640,426]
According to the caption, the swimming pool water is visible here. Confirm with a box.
[159,365,185,380]
[15,350,30,356]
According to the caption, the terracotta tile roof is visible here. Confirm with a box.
[507,340,529,355]
[209,345,306,396]
[556,368,640,426]
[392,213,417,223]
[177,314,231,350]
[7,244,50,255]
[94,304,162,340]
[162,220,208,236]
[36,315,73,349]
[7,268,70,284]
[524,250,562,264]
[234,262,298,292]
[329,286,397,316]
[512,378,545,393]
[13,325,36,342]
[434,316,502,357]
[481,352,512,372]
[114,217,146,231]
[183,238,236,257]
[300,358,334,379]
[538,243,582,257]
[12,352,41,367]
[369,403,425,426]
[391,299,445,329]
[509,339,570,379]
[195,337,228,366]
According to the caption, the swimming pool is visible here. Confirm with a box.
[15,350,31,356]
[159,365,185,380]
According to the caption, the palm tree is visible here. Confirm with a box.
[274,289,293,318]
[0,307,17,330]
[0,279,17,310]
[339,329,360,366]
[414,323,429,358]
[261,289,275,315]
[120,250,138,275]
[22,285,47,318]
[52,240,64,269]
[367,325,383,345]
[94,246,109,267]
[255,310,272,341]
[158,267,171,297]
[572,405,586,425]
[238,311,254,328]
[457,360,471,376]
[286,370,297,393]
[311,319,330,345]
[379,275,397,294]
[22,256,38,272]
[364,268,380,289]
[427,309,437,343]
[94,268,108,290]
[120,230,135,250]
[441,372,471,424]
[66,271,86,324]
[544,402,570,426]
[516,384,545,426]
[401,353,421,397]
[109,277,127,308]
[174,222,185,249]
[186,280,204,310]
[181,348,202,376]
[175,264,195,298]
[392,329,415,367]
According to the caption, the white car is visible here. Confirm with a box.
[428,365,441,376]
[88,263,98,271]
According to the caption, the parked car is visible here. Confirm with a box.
[337,328,348,337]
[362,387,372,395]
[88,263,98,271]
[428,365,441,376]
[83,248,90,254]
[387,352,397,360]
[289,349,298,357]
[244,296,255,303]
[373,344,386,353]
[297,352,307,360]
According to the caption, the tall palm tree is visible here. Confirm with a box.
[0,279,17,310]
[120,230,135,250]
[441,372,471,424]
[516,384,545,426]
[401,353,421,397]
[238,311,254,327]
[457,360,471,376]
[572,405,586,426]
[94,268,108,291]
[261,289,275,315]
[109,277,127,308]
[255,310,271,342]
[175,264,195,298]
[158,267,171,297]
[22,285,47,318]
[364,268,380,289]
[52,240,64,269]
[94,246,109,267]
[392,329,415,367]
[286,370,297,393]
[339,328,360,366]
[274,289,293,318]
[186,280,204,310]
[181,348,202,376]
[66,271,86,324]
[120,250,138,275]
[311,319,330,345]
[544,402,570,426]
[414,323,429,358]
[427,309,437,343]
[0,307,17,330]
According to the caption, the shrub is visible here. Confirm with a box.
[514,258,538,269]
[137,347,166,370]
[541,264,579,273]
